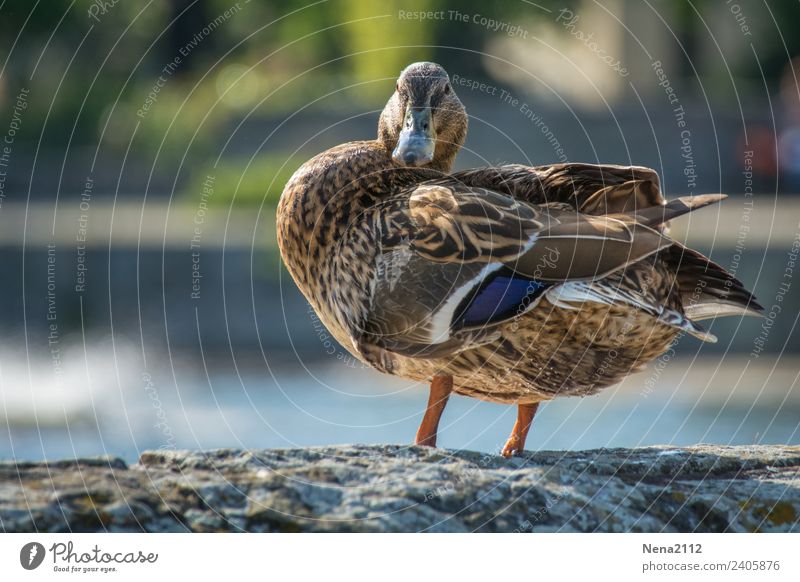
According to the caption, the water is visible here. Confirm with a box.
[2,342,797,462]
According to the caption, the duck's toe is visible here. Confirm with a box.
[501,438,521,458]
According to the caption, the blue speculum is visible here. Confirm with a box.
[455,270,550,329]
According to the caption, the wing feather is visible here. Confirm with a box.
[365,175,730,360]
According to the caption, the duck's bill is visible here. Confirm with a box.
[392,107,435,167]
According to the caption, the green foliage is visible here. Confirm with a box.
[342,0,436,101]
[185,153,303,208]
[1,0,799,205]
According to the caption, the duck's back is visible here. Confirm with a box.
[278,157,760,402]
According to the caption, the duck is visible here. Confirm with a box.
[276,62,762,457]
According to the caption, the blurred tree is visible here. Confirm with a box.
[342,0,434,101]
[0,0,797,190]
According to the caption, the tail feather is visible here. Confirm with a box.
[664,243,763,321]
[653,303,718,342]
[628,193,727,228]
[621,192,762,323]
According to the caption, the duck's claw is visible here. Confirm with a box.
[501,402,540,459]
[500,439,520,458]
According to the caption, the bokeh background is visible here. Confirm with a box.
[0,0,797,461]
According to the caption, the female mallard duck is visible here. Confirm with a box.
[277,62,762,457]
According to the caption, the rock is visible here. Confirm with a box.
[1,444,798,532]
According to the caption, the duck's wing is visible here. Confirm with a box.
[451,163,665,216]
[450,163,764,320]
[359,182,722,362]
[400,184,724,280]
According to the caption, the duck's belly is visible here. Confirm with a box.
[393,298,679,405]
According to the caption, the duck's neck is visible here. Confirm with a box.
[277,140,438,289]
[430,141,459,174]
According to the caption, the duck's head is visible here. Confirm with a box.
[378,62,467,172]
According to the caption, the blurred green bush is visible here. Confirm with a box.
[184,152,302,207]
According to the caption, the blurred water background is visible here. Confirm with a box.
[0,0,798,461]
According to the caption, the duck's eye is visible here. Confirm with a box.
[396,82,400,93]
[444,84,451,94]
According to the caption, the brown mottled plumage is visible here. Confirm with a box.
[277,62,763,457]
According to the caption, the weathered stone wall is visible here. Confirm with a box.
[1,444,797,532]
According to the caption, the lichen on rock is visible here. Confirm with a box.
[1,444,798,532]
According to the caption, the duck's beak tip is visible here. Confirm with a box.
[392,106,435,167]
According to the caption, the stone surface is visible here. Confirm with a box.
[1,444,798,532]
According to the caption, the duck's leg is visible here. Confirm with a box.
[415,375,453,447]
[501,403,540,458]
